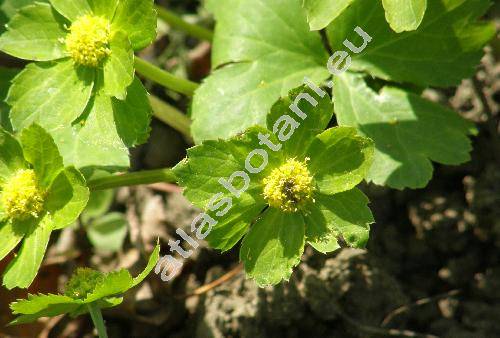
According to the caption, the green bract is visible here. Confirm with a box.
[175,87,375,286]
[191,0,495,190]
[0,0,156,170]
[9,243,160,324]
[0,124,89,289]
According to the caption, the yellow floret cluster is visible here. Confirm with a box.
[65,15,111,67]
[1,169,45,220]
[263,158,314,213]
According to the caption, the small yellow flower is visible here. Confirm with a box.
[65,267,105,299]
[65,15,111,67]
[1,169,45,220]
[263,158,314,213]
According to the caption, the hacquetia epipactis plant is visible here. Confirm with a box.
[0,0,495,333]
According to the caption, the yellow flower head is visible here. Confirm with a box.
[263,158,314,213]
[65,267,105,299]
[1,169,45,220]
[65,15,111,67]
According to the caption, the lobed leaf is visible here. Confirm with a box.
[111,0,156,50]
[0,3,68,61]
[240,208,305,287]
[0,127,25,183]
[192,0,329,142]
[7,60,94,132]
[382,0,427,32]
[327,0,495,87]
[306,126,374,195]
[45,167,90,230]
[334,72,474,189]
[266,86,334,158]
[101,31,134,100]
[2,217,53,289]
[20,124,64,189]
[305,189,374,252]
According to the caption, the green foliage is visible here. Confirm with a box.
[0,125,89,289]
[175,87,374,286]
[191,0,494,189]
[191,0,329,142]
[334,72,474,189]
[303,0,427,32]
[9,243,160,325]
[0,0,156,170]
[85,213,128,253]
[326,0,495,87]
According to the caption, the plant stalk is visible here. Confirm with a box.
[87,303,108,338]
[87,168,177,191]
[156,6,213,42]
[150,95,193,142]
[135,57,199,96]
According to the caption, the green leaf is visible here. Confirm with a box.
[327,0,495,87]
[302,0,355,30]
[0,3,68,61]
[0,127,25,182]
[334,72,474,189]
[101,31,134,100]
[174,127,278,251]
[48,0,91,22]
[20,124,64,189]
[192,0,329,142]
[111,0,156,50]
[1,0,48,19]
[46,167,89,230]
[86,212,128,252]
[382,0,427,32]
[11,293,78,315]
[112,77,152,147]
[266,85,333,158]
[85,243,160,302]
[0,67,19,132]
[306,126,374,195]
[240,208,305,286]
[7,60,94,131]
[3,217,52,289]
[84,269,133,303]
[175,126,281,208]
[49,0,119,21]
[87,0,118,18]
[132,242,160,287]
[0,219,29,261]
[51,95,129,171]
[305,189,373,253]
[10,293,80,325]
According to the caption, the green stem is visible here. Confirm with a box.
[135,57,199,96]
[87,303,108,338]
[87,168,177,191]
[156,5,213,42]
[149,95,193,142]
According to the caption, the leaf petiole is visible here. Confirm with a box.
[134,57,199,96]
[150,95,193,142]
[155,5,214,42]
[87,303,108,338]
[87,168,177,191]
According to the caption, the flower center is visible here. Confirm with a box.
[65,268,105,299]
[65,15,111,67]
[1,169,45,220]
[263,158,314,213]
